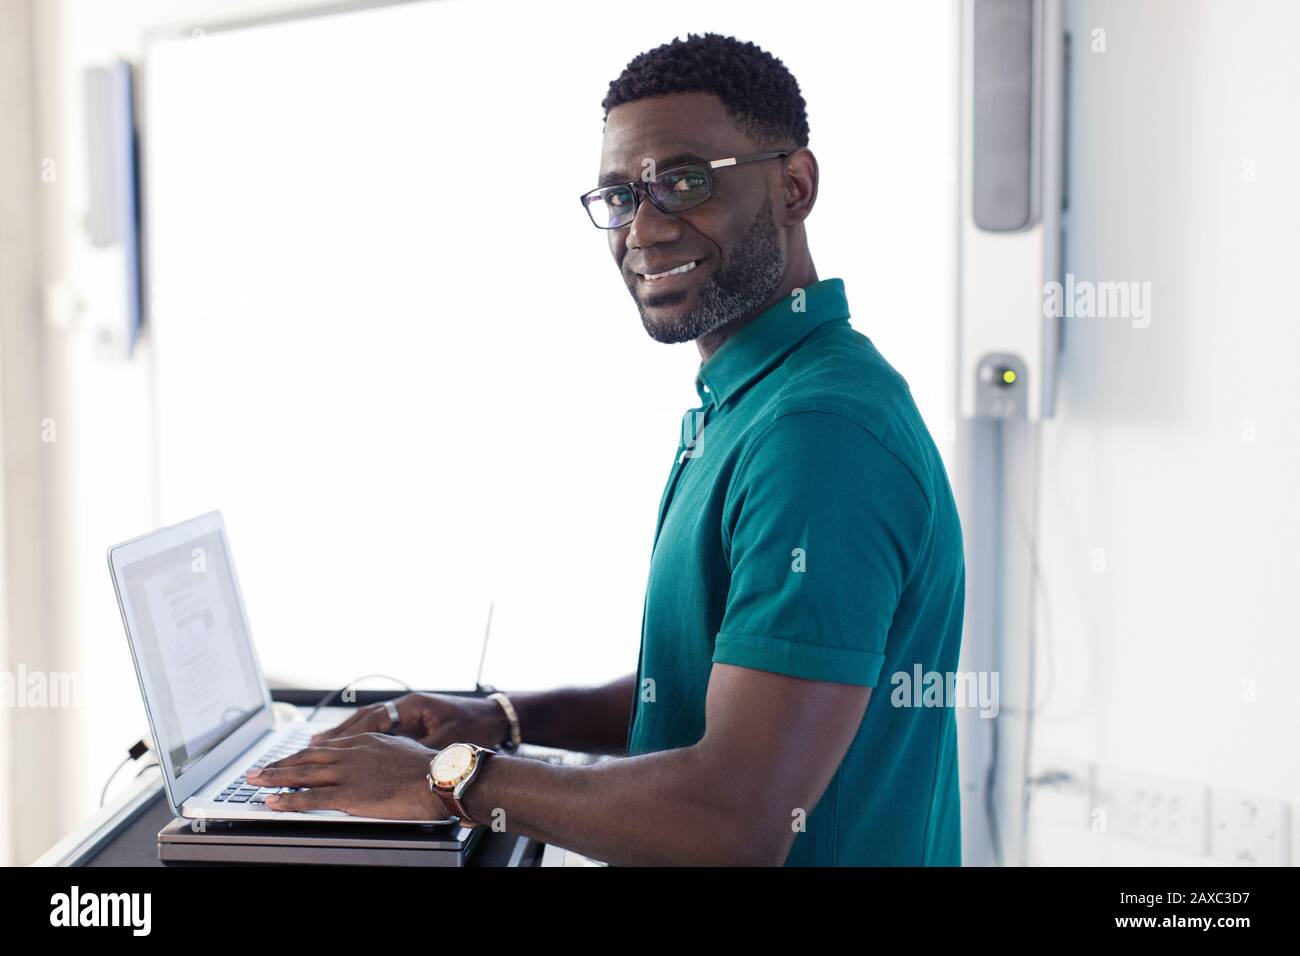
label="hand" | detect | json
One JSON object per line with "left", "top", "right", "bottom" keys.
{"left": 310, "top": 692, "right": 509, "bottom": 748}
{"left": 246, "top": 733, "right": 445, "bottom": 820}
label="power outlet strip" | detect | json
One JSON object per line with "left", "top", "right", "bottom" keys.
{"left": 1092, "top": 768, "right": 1209, "bottom": 856}
{"left": 1210, "top": 789, "right": 1289, "bottom": 866}
{"left": 1033, "top": 758, "right": 1298, "bottom": 865}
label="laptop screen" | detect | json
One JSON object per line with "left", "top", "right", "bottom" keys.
{"left": 119, "top": 528, "right": 265, "bottom": 778}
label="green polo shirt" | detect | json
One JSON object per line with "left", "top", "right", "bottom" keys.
{"left": 627, "top": 278, "right": 965, "bottom": 866}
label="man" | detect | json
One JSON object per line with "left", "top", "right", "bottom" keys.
{"left": 249, "top": 33, "right": 965, "bottom": 866}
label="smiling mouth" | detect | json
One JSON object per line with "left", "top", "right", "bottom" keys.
{"left": 638, "top": 259, "right": 700, "bottom": 282}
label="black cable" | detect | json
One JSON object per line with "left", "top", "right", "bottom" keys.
{"left": 99, "top": 738, "right": 151, "bottom": 807}
{"left": 305, "top": 673, "right": 412, "bottom": 722}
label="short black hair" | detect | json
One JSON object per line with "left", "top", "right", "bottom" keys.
{"left": 601, "top": 33, "right": 810, "bottom": 149}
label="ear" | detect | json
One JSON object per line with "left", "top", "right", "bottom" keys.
{"left": 781, "top": 148, "right": 819, "bottom": 225}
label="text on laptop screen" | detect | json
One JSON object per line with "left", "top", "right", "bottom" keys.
{"left": 121, "top": 529, "right": 264, "bottom": 777}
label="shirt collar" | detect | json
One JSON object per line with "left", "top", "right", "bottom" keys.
{"left": 695, "top": 278, "right": 850, "bottom": 407}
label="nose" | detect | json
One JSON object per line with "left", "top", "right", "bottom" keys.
{"left": 627, "top": 191, "right": 684, "bottom": 251}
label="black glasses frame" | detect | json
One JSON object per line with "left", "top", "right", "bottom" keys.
{"left": 579, "top": 150, "right": 790, "bottom": 229}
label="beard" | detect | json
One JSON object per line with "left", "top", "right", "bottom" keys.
{"left": 630, "top": 196, "right": 785, "bottom": 345}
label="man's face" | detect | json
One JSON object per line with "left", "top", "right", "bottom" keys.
{"left": 597, "top": 93, "right": 787, "bottom": 344}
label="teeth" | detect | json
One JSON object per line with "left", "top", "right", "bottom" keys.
{"left": 643, "top": 260, "right": 697, "bottom": 281}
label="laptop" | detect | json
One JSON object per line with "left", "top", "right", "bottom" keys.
{"left": 108, "top": 510, "right": 454, "bottom": 825}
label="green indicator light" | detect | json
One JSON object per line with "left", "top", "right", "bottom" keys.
{"left": 1001, "top": 369, "right": 1017, "bottom": 385}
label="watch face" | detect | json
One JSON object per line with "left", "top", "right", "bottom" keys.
{"left": 431, "top": 744, "right": 475, "bottom": 788}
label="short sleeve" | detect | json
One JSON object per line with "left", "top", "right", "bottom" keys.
{"left": 714, "top": 410, "right": 932, "bottom": 686}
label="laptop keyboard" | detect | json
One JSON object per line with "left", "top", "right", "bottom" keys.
{"left": 212, "top": 726, "right": 313, "bottom": 805}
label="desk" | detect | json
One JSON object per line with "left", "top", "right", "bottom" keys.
{"left": 35, "top": 690, "right": 554, "bottom": 868}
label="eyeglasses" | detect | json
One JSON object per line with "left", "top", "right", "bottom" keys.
{"left": 579, "top": 151, "right": 790, "bottom": 229}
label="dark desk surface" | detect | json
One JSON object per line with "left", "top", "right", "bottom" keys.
{"left": 44, "top": 689, "right": 547, "bottom": 867}
{"left": 79, "top": 789, "right": 537, "bottom": 867}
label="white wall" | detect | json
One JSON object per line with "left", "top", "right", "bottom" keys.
{"left": 24, "top": 0, "right": 327, "bottom": 868}
{"left": 1022, "top": 0, "right": 1300, "bottom": 865}
{"left": 21, "top": 0, "right": 1300, "bottom": 870}
{"left": 139, "top": 0, "right": 958, "bottom": 694}
{"left": 0, "top": 0, "right": 42, "bottom": 869}
{"left": 23, "top": 0, "right": 957, "bottom": 863}
{"left": 26, "top": 0, "right": 1300, "bottom": 871}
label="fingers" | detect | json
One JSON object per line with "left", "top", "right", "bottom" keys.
{"left": 260, "top": 747, "right": 335, "bottom": 771}
{"left": 247, "top": 762, "right": 340, "bottom": 788}
{"left": 309, "top": 714, "right": 358, "bottom": 744}
{"left": 264, "top": 787, "right": 339, "bottom": 812}
{"left": 267, "top": 735, "right": 377, "bottom": 772}
{"left": 311, "top": 703, "right": 389, "bottom": 743}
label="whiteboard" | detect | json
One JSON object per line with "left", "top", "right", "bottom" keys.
{"left": 141, "top": 0, "right": 957, "bottom": 692}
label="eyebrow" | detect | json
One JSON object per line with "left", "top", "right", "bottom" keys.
{"left": 597, "top": 152, "right": 709, "bottom": 188}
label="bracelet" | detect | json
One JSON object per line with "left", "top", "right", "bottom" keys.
{"left": 487, "top": 691, "right": 522, "bottom": 750}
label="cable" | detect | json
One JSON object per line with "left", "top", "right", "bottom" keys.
{"left": 985, "top": 712, "right": 1003, "bottom": 866}
{"left": 1018, "top": 422, "right": 1046, "bottom": 865}
{"left": 305, "top": 673, "right": 412, "bottom": 722}
{"left": 99, "top": 738, "right": 151, "bottom": 807}
{"left": 1000, "top": 421, "right": 1056, "bottom": 719}
{"left": 99, "top": 756, "right": 132, "bottom": 807}
{"left": 474, "top": 601, "right": 495, "bottom": 692}
{"left": 983, "top": 420, "right": 1007, "bottom": 866}
{"left": 304, "top": 606, "right": 495, "bottom": 722}
{"left": 983, "top": 418, "right": 1049, "bottom": 865}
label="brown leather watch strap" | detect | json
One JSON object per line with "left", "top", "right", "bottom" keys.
{"left": 439, "top": 790, "right": 479, "bottom": 827}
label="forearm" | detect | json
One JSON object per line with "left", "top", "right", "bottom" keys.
{"left": 461, "top": 744, "right": 791, "bottom": 866}
{"left": 504, "top": 674, "right": 635, "bottom": 754}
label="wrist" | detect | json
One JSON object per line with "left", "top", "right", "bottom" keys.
{"left": 427, "top": 742, "right": 499, "bottom": 827}
{"left": 472, "top": 699, "right": 509, "bottom": 749}
{"left": 487, "top": 691, "right": 522, "bottom": 749}
{"left": 459, "top": 750, "right": 503, "bottom": 826}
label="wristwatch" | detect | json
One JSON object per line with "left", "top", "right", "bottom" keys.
{"left": 427, "top": 742, "right": 496, "bottom": 826}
